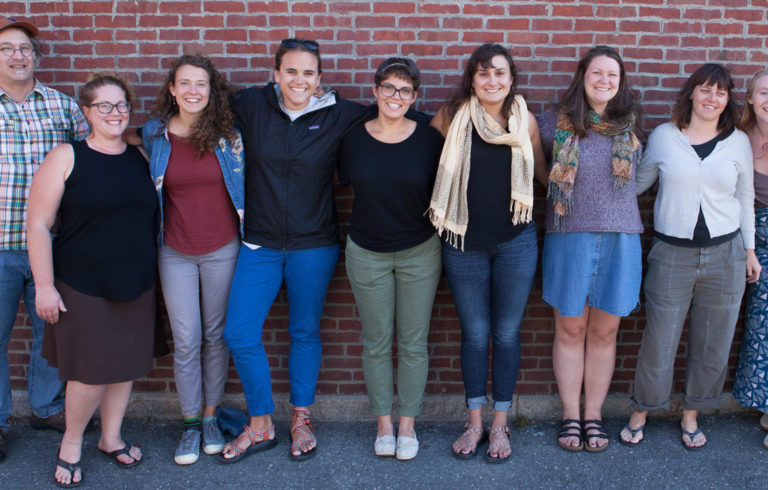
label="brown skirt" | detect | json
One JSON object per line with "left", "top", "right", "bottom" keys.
{"left": 42, "top": 279, "right": 156, "bottom": 385}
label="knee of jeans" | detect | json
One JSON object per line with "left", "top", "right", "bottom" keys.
{"left": 491, "top": 324, "right": 521, "bottom": 348}
{"left": 461, "top": 330, "right": 490, "bottom": 350}
{"left": 396, "top": 342, "right": 427, "bottom": 360}
{"left": 223, "top": 327, "right": 262, "bottom": 352}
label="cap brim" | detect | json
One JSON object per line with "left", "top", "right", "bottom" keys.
{"left": 1, "top": 20, "right": 39, "bottom": 37}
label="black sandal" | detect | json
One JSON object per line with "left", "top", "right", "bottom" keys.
{"left": 557, "top": 419, "right": 583, "bottom": 452}
{"left": 583, "top": 419, "right": 609, "bottom": 453}
{"left": 54, "top": 457, "right": 83, "bottom": 488}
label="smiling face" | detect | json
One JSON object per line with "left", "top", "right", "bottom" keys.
{"left": 748, "top": 74, "right": 768, "bottom": 127}
{"left": 0, "top": 27, "right": 35, "bottom": 90}
{"left": 169, "top": 64, "right": 210, "bottom": 118}
{"left": 583, "top": 55, "right": 621, "bottom": 115}
{"left": 83, "top": 84, "right": 130, "bottom": 139}
{"left": 373, "top": 75, "right": 416, "bottom": 121}
{"left": 471, "top": 54, "right": 512, "bottom": 110}
{"left": 273, "top": 50, "right": 321, "bottom": 111}
{"left": 690, "top": 82, "right": 728, "bottom": 125}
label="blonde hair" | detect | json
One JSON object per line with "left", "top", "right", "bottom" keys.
{"left": 740, "top": 68, "right": 768, "bottom": 131}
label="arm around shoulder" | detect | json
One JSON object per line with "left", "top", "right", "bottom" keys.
{"left": 430, "top": 106, "right": 450, "bottom": 137}
{"left": 635, "top": 125, "right": 666, "bottom": 195}
{"left": 528, "top": 111, "right": 548, "bottom": 187}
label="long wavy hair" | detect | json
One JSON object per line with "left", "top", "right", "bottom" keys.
{"left": 152, "top": 54, "right": 236, "bottom": 156}
{"left": 671, "top": 63, "right": 739, "bottom": 134}
{"left": 445, "top": 43, "right": 519, "bottom": 122}
{"left": 557, "top": 45, "right": 640, "bottom": 138}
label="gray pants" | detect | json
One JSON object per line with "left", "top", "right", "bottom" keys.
{"left": 631, "top": 236, "right": 747, "bottom": 411}
{"left": 345, "top": 234, "right": 442, "bottom": 417}
{"left": 158, "top": 239, "right": 239, "bottom": 417}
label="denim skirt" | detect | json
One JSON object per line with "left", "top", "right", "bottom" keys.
{"left": 542, "top": 232, "right": 641, "bottom": 317}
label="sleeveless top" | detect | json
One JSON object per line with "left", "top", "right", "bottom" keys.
{"left": 461, "top": 127, "right": 531, "bottom": 251}
{"left": 53, "top": 140, "right": 158, "bottom": 300}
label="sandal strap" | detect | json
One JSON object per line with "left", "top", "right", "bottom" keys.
{"left": 487, "top": 426, "right": 511, "bottom": 451}
{"left": 558, "top": 419, "right": 582, "bottom": 438}
{"left": 226, "top": 424, "right": 274, "bottom": 456}
{"left": 462, "top": 422, "right": 483, "bottom": 435}
{"left": 582, "top": 419, "right": 608, "bottom": 440}
{"left": 57, "top": 458, "right": 82, "bottom": 474}
{"left": 290, "top": 410, "right": 316, "bottom": 449}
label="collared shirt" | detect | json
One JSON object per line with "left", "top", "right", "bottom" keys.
{"left": 0, "top": 79, "right": 89, "bottom": 250}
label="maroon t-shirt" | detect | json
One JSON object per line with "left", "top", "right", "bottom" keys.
{"left": 163, "top": 133, "right": 238, "bottom": 255}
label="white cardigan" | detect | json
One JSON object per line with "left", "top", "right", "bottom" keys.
{"left": 636, "top": 122, "right": 755, "bottom": 249}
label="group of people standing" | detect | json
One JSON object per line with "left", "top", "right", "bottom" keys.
{"left": 1, "top": 15, "right": 768, "bottom": 488}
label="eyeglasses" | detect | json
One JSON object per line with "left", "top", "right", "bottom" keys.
{"left": 280, "top": 38, "right": 319, "bottom": 51}
{"left": 378, "top": 83, "right": 415, "bottom": 101}
{"left": 88, "top": 101, "right": 131, "bottom": 114}
{"left": 0, "top": 45, "right": 33, "bottom": 57}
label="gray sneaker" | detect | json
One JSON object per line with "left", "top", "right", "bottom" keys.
{"left": 174, "top": 429, "right": 200, "bottom": 465}
{"left": 202, "top": 418, "right": 225, "bottom": 455}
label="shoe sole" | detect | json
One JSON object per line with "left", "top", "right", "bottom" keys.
{"left": 396, "top": 453, "right": 417, "bottom": 461}
{"left": 174, "top": 453, "right": 199, "bottom": 465}
{"left": 218, "top": 437, "right": 278, "bottom": 464}
{"left": 203, "top": 443, "right": 225, "bottom": 455}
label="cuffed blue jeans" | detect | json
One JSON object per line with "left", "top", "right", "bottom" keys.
{"left": 0, "top": 251, "right": 65, "bottom": 428}
{"left": 442, "top": 226, "right": 538, "bottom": 412}
{"left": 224, "top": 243, "right": 339, "bottom": 417}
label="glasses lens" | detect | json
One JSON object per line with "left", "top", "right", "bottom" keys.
{"left": 399, "top": 88, "right": 414, "bottom": 100}
{"left": 116, "top": 101, "right": 130, "bottom": 113}
{"left": 0, "top": 47, "right": 11, "bottom": 56}
{"left": 380, "top": 84, "right": 396, "bottom": 97}
{"left": 20, "top": 46, "right": 32, "bottom": 57}
{"left": 97, "top": 103, "right": 112, "bottom": 114}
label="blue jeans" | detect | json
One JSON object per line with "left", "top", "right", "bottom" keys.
{"left": 0, "top": 251, "right": 65, "bottom": 428}
{"left": 442, "top": 226, "right": 538, "bottom": 411}
{"left": 224, "top": 244, "right": 339, "bottom": 416}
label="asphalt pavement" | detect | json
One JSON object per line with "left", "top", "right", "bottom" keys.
{"left": 1, "top": 413, "right": 767, "bottom": 489}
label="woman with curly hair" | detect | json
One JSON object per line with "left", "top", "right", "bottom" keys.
{"left": 142, "top": 54, "right": 245, "bottom": 465}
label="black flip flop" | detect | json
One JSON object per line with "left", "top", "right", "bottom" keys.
{"left": 619, "top": 423, "right": 646, "bottom": 447}
{"left": 681, "top": 425, "right": 707, "bottom": 451}
{"left": 54, "top": 457, "right": 84, "bottom": 488}
{"left": 99, "top": 443, "right": 143, "bottom": 468}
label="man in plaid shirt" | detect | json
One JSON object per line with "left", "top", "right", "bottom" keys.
{"left": 0, "top": 17, "right": 89, "bottom": 462}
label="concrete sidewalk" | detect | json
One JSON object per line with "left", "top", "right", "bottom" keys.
{"left": 1, "top": 412, "right": 766, "bottom": 489}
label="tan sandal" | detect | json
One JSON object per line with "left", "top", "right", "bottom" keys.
{"left": 290, "top": 408, "right": 317, "bottom": 461}
{"left": 452, "top": 422, "right": 488, "bottom": 460}
{"left": 484, "top": 426, "right": 511, "bottom": 464}
{"left": 218, "top": 424, "right": 277, "bottom": 464}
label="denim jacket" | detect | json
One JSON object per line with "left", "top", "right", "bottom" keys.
{"left": 142, "top": 117, "right": 245, "bottom": 247}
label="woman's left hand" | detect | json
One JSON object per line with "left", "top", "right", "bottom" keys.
{"left": 746, "top": 249, "right": 762, "bottom": 283}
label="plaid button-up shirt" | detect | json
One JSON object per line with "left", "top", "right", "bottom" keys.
{"left": 0, "top": 80, "right": 89, "bottom": 250}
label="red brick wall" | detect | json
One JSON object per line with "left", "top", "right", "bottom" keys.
{"left": 6, "top": 0, "right": 767, "bottom": 398}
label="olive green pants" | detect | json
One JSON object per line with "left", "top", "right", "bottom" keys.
{"left": 345, "top": 235, "right": 442, "bottom": 416}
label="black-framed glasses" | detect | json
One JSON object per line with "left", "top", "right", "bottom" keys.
{"left": 280, "top": 38, "right": 319, "bottom": 51}
{"left": 378, "top": 83, "right": 415, "bottom": 101}
{"left": 88, "top": 101, "right": 131, "bottom": 114}
{"left": 0, "top": 45, "right": 33, "bottom": 57}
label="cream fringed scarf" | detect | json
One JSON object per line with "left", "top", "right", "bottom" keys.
{"left": 428, "top": 94, "right": 534, "bottom": 250}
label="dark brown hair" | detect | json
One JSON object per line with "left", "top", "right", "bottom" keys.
{"left": 374, "top": 57, "right": 420, "bottom": 92}
{"left": 275, "top": 38, "right": 321, "bottom": 73}
{"left": 446, "top": 43, "right": 519, "bottom": 121}
{"left": 671, "top": 63, "right": 739, "bottom": 134}
{"left": 78, "top": 72, "right": 135, "bottom": 116}
{"left": 152, "top": 54, "right": 236, "bottom": 156}
{"left": 557, "top": 45, "right": 640, "bottom": 138}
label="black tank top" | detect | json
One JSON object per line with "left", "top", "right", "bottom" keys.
{"left": 462, "top": 127, "right": 531, "bottom": 251}
{"left": 53, "top": 140, "right": 157, "bottom": 300}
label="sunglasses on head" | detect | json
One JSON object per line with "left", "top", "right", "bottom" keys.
{"left": 280, "top": 38, "right": 319, "bottom": 51}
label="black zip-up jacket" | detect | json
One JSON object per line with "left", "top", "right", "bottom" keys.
{"left": 232, "top": 83, "right": 369, "bottom": 250}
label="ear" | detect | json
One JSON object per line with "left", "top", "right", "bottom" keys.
{"left": 168, "top": 82, "right": 176, "bottom": 97}
{"left": 273, "top": 69, "right": 280, "bottom": 84}
{"left": 371, "top": 84, "right": 377, "bottom": 98}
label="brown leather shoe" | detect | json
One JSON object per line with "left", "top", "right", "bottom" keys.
{"left": 0, "top": 427, "right": 7, "bottom": 462}
{"left": 30, "top": 411, "right": 66, "bottom": 433}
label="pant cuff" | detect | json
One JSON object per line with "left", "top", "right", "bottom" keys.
{"left": 492, "top": 400, "right": 512, "bottom": 412}
{"left": 466, "top": 395, "right": 488, "bottom": 410}
{"left": 629, "top": 396, "right": 670, "bottom": 413}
